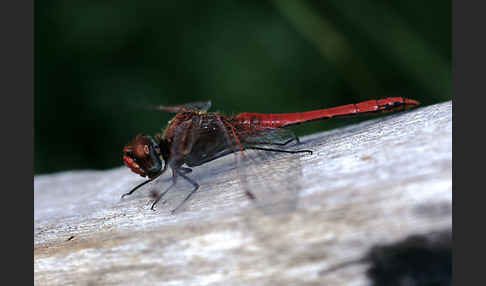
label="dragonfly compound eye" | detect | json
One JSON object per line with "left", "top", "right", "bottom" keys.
{"left": 123, "top": 154, "right": 147, "bottom": 177}
{"left": 123, "top": 135, "right": 163, "bottom": 179}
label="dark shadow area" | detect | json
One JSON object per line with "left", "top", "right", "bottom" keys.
{"left": 319, "top": 230, "right": 451, "bottom": 285}
{"left": 366, "top": 230, "right": 451, "bottom": 286}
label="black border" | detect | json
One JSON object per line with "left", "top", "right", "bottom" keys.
{"left": 452, "top": 0, "right": 485, "bottom": 285}
{"left": 1, "top": 0, "right": 34, "bottom": 284}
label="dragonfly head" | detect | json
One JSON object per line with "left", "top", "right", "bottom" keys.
{"left": 123, "top": 135, "right": 167, "bottom": 179}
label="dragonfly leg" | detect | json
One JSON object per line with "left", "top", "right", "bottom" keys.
{"left": 150, "top": 168, "right": 180, "bottom": 210}
{"left": 285, "top": 130, "right": 300, "bottom": 145}
{"left": 249, "top": 130, "right": 301, "bottom": 146}
{"left": 178, "top": 167, "right": 193, "bottom": 174}
{"left": 170, "top": 170, "right": 200, "bottom": 214}
{"left": 262, "top": 136, "right": 299, "bottom": 146}
{"left": 121, "top": 178, "right": 153, "bottom": 199}
{"left": 246, "top": 146, "right": 313, "bottom": 155}
{"left": 151, "top": 179, "right": 177, "bottom": 211}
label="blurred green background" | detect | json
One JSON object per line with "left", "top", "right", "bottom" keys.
{"left": 35, "top": 0, "right": 451, "bottom": 175}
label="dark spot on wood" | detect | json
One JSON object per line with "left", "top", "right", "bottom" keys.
{"left": 319, "top": 230, "right": 452, "bottom": 286}
{"left": 360, "top": 155, "right": 373, "bottom": 161}
{"left": 149, "top": 190, "right": 159, "bottom": 199}
{"left": 245, "top": 190, "right": 256, "bottom": 200}
{"left": 365, "top": 230, "right": 451, "bottom": 286}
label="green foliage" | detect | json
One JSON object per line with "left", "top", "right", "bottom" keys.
{"left": 35, "top": 0, "right": 451, "bottom": 174}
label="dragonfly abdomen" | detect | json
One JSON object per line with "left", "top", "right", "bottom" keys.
{"left": 233, "top": 97, "right": 419, "bottom": 128}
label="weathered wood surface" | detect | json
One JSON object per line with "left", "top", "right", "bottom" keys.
{"left": 34, "top": 101, "right": 452, "bottom": 286}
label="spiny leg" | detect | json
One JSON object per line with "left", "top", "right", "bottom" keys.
{"left": 250, "top": 137, "right": 298, "bottom": 147}
{"left": 121, "top": 178, "right": 153, "bottom": 199}
{"left": 246, "top": 146, "right": 313, "bottom": 155}
{"left": 154, "top": 118, "right": 197, "bottom": 211}
{"left": 151, "top": 176, "right": 177, "bottom": 211}
{"left": 277, "top": 130, "right": 301, "bottom": 145}
{"left": 295, "top": 135, "right": 301, "bottom": 144}
{"left": 178, "top": 167, "right": 193, "bottom": 174}
{"left": 170, "top": 169, "right": 200, "bottom": 214}
{"left": 249, "top": 130, "right": 301, "bottom": 147}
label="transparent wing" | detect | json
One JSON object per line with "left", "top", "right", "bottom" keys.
{"left": 239, "top": 146, "right": 308, "bottom": 215}
{"left": 147, "top": 100, "right": 212, "bottom": 113}
{"left": 229, "top": 127, "right": 310, "bottom": 215}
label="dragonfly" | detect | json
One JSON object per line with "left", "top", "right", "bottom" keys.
{"left": 122, "top": 97, "right": 419, "bottom": 213}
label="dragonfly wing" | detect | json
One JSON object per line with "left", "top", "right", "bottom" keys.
{"left": 238, "top": 144, "right": 308, "bottom": 215}
{"left": 230, "top": 128, "right": 308, "bottom": 215}
{"left": 148, "top": 100, "right": 212, "bottom": 113}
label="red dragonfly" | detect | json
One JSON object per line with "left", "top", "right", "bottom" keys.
{"left": 122, "top": 97, "right": 419, "bottom": 213}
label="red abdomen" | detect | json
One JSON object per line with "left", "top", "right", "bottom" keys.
{"left": 233, "top": 97, "right": 419, "bottom": 129}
